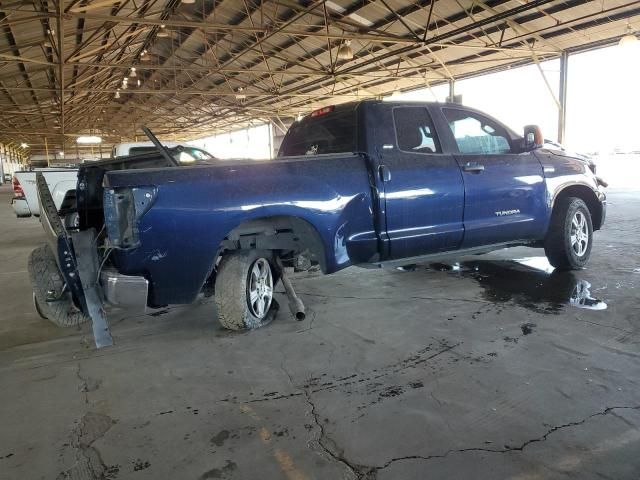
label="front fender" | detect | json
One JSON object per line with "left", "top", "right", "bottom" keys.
{"left": 535, "top": 149, "right": 604, "bottom": 231}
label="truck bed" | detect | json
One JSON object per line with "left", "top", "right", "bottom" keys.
{"left": 102, "top": 153, "right": 378, "bottom": 305}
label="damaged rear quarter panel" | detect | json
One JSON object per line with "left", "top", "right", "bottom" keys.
{"left": 104, "top": 155, "right": 377, "bottom": 305}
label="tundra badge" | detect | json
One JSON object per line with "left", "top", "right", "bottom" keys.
{"left": 495, "top": 209, "right": 520, "bottom": 217}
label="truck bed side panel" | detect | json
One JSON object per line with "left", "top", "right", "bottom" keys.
{"left": 104, "top": 154, "right": 377, "bottom": 305}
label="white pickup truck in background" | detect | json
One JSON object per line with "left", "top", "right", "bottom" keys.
{"left": 11, "top": 168, "right": 78, "bottom": 218}
{"left": 10, "top": 141, "right": 186, "bottom": 220}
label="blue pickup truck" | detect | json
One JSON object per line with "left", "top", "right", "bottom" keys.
{"left": 29, "top": 100, "right": 606, "bottom": 346}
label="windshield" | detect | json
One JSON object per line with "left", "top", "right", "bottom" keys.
{"left": 278, "top": 105, "right": 358, "bottom": 157}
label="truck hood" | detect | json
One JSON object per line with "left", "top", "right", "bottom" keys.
{"left": 539, "top": 140, "right": 596, "bottom": 169}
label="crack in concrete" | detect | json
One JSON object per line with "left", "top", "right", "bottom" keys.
{"left": 273, "top": 361, "right": 640, "bottom": 480}
{"left": 57, "top": 412, "right": 117, "bottom": 480}
{"left": 302, "top": 386, "right": 364, "bottom": 479}
{"left": 365, "top": 405, "right": 640, "bottom": 477}
{"left": 57, "top": 364, "right": 115, "bottom": 480}
{"left": 278, "top": 362, "right": 363, "bottom": 479}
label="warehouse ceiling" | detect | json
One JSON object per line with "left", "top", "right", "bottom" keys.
{"left": 0, "top": 0, "right": 638, "bottom": 155}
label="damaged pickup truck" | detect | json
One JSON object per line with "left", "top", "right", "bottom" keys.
{"left": 29, "top": 101, "right": 606, "bottom": 347}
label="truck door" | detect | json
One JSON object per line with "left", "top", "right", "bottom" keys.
{"left": 379, "top": 105, "right": 465, "bottom": 259}
{"left": 440, "top": 107, "right": 546, "bottom": 248}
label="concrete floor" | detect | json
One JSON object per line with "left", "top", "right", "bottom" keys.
{"left": 0, "top": 184, "right": 638, "bottom": 480}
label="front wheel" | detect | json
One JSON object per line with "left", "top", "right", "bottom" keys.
{"left": 214, "top": 250, "right": 278, "bottom": 330}
{"left": 544, "top": 197, "right": 593, "bottom": 270}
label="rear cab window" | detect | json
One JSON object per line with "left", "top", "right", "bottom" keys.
{"left": 278, "top": 104, "right": 358, "bottom": 157}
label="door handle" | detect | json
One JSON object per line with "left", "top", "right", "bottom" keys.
{"left": 463, "top": 162, "right": 485, "bottom": 173}
{"left": 378, "top": 165, "right": 391, "bottom": 182}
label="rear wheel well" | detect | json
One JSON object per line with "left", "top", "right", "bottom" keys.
{"left": 553, "top": 185, "right": 603, "bottom": 231}
{"left": 217, "top": 216, "right": 326, "bottom": 272}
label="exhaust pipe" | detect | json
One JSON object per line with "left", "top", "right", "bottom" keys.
{"left": 277, "top": 259, "right": 306, "bottom": 321}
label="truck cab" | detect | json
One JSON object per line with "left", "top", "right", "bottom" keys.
{"left": 280, "top": 100, "right": 605, "bottom": 263}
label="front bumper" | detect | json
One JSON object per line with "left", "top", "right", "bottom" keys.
{"left": 11, "top": 196, "right": 31, "bottom": 217}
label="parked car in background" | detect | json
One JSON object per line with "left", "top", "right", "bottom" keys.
{"left": 28, "top": 101, "right": 606, "bottom": 348}
{"left": 111, "top": 141, "right": 183, "bottom": 158}
{"left": 3, "top": 173, "right": 11, "bottom": 183}
{"left": 10, "top": 142, "right": 213, "bottom": 222}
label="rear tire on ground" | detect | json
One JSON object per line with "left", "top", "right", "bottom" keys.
{"left": 544, "top": 197, "right": 593, "bottom": 270}
{"left": 33, "top": 292, "right": 48, "bottom": 319}
{"left": 28, "top": 244, "right": 90, "bottom": 327}
{"left": 214, "top": 250, "right": 278, "bottom": 330}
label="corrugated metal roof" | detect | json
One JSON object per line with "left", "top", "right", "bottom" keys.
{"left": 0, "top": 0, "right": 638, "bottom": 154}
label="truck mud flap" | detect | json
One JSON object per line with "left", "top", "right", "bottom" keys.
{"left": 36, "top": 172, "right": 113, "bottom": 348}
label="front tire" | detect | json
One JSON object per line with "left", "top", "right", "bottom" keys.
{"left": 214, "top": 250, "right": 278, "bottom": 330}
{"left": 544, "top": 197, "right": 593, "bottom": 270}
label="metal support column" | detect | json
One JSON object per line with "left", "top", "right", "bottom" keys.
{"left": 0, "top": 145, "right": 4, "bottom": 184}
{"left": 448, "top": 78, "right": 455, "bottom": 102}
{"left": 557, "top": 51, "right": 569, "bottom": 144}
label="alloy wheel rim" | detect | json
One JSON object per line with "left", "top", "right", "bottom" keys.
{"left": 247, "top": 258, "right": 273, "bottom": 319}
{"left": 570, "top": 211, "right": 589, "bottom": 257}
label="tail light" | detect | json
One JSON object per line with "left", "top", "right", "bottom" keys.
{"left": 12, "top": 176, "right": 24, "bottom": 197}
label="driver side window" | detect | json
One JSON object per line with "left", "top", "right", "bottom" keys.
{"left": 443, "top": 108, "right": 511, "bottom": 155}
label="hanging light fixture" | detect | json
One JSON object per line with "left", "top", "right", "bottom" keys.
{"left": 130, "top": 67, "right": 137, "bottom": 78}
{"left": 337, "top": 40, "right": 354, "bottom": 60}
{"left": 181, "top": 0, "right": 196, "bottom": 3}
{"left": 44, "top": 28, "right": 53, "bottom": 47}
{"left": 115, "top": 89, "right": 121, "bottom": 99}
{"left": 619, "top": 24, "right": 638, "bottom": 47}
{"left": 137, "top": 79, "right": 141, "bottom": 87}
{"left": 157, "top": 24, "right": 169, "bottom": 38}
{"left": 76, "top": 136, "right": 102, "bottom": 145}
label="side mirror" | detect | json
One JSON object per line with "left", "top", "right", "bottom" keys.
{"left": 523, "top": 125, "right": 544, "bottom": 150}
